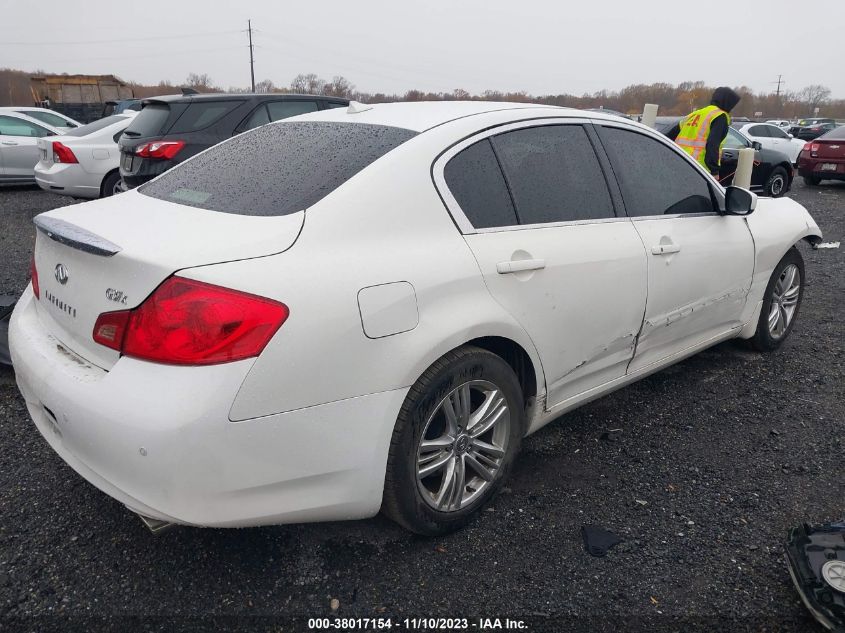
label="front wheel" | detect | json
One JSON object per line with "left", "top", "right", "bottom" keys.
{"left": 750, "top": 247, "right": 805, "bottom": 352}
{"left": 382, "top": 346, "right": 524, "bottom": 535}
{"left": 764, "top": 166, "right": 788, "bottom": 197}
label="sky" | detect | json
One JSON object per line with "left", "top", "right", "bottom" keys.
{"left": 3, "top": 0, "right": 844, "bottom": 98}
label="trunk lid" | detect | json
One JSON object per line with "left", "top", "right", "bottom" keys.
{"left": 813, "top": 139, "right": 845, "bottom": 160}
{"left": 32, "top": 189, "right": 304, "bottom": 369}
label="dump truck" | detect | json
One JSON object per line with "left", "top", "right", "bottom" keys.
{"left": 30, "top": 74, "right": 134, "bottom": 123}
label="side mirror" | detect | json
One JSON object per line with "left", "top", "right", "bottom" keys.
{"left": 788, "top": 133, "right": 794, "bottom": 138}
{"left": 752, "top": 141, "right": 763, "bottom": 151}
{"left": 724, "top": 186, "right": 757, "bottom": 216}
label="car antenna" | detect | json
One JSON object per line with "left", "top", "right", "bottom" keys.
{"left": 181, "top": 87, "right": 200, "bottom": 96}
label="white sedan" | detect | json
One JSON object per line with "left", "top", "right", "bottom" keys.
{"left": 34, "top": 113, "right": 136, "bottom": 199}
{"left": 0, "top": 107, "right": 81, "bottom": 131}
{"left": 10, "top": 102, "right": 821, "bottom": 535}
{"left": 0, "top": 111, "right": 63, "bottom": 185}
{"left": 735, "top": 122, "right": 806, "bottom": 164}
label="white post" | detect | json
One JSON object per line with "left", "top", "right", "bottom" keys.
{"left": 734, "top": 147, "right": 755, "bottom": 189}
{"left": 642, "top": 103, "right": 659, "bottom": 128}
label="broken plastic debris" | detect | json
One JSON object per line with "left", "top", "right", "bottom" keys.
{"left": 814, "top": 242, "right": 840, "bottom": 250}
{"left": 785, "top": 520, "right": 845, "bottom": 632}
{"left": 582, "top": 525, "right": 622, "bottom": 557}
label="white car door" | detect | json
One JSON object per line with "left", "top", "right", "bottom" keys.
{"left": 593, "top": 123, "right": 755, "bottom": 372}
{"left": 435, "top": 120, "right": 648, "bottom": 408}
{"left": 744, "top": 124, "right": 782, "bottom": 153}
{"left": 0, "top": 115, "right": 51, "bottom": 179}
{"left": 765, "top": 124, "right": 805, "bottom": 163}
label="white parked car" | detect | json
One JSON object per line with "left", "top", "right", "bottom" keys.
{"left": 735, "top": 122, "right": 806, "bottom": 164}
{"left": 0, "top": 111, "right": 63, "bottom": 185}
{"left": 34, "top": 113, "right": 136, "bottom": 199}
{"left": 0, "top": 107, "right": 81, "bottom": 131}
{"left": 10, "top": 102, "right": 822, "bottom": 535}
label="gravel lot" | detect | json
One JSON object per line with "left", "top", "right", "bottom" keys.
{"left": 0, "top": 181, "right": 842, "bottom": 633}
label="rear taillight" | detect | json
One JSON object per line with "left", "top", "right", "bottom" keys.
{"left": 52, "top": 141, "right": 78, "bottom": 164}
{"left": 808, "top": 143, "right": 820, "bottom": 157}
{"left": 93, "top": 277, "right": 289, "bottom": 365}
{"left": 135, "top": 140, "right": 185, "bottom": 160}
{"left": 30, "top": 256, "right": 40, "bottom": 299}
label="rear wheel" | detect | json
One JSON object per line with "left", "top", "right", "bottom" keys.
{"left": 751, "top": 247, "right": 804, "bottom": 352}
{"left": 382, "top": 346, "right": 524, "bottom": 535}
{"left": 100, "top": 171, "right": 122, "bottom": 198}
{"left": 803, "top": 175, "right": 821, "bottom": 186}
{"left": 764, "top": 166, "right": 788, "bottom": 197}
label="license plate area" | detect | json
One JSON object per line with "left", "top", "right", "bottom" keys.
{"left": 820, "top": 163, "right": 838, "bottom": 171}
{"left": 121, "top": 153, "right": 133, "bottom": 171}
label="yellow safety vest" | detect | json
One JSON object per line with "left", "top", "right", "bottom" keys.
{"left": 675, "top": 105, "right": 731, "bottom": 170}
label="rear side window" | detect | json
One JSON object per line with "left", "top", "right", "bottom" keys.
{"left": 492, "top": 125, "right": 615, "bottom": 224}
{"left": 748, "top": 125, "right": 771, "bottom": 137}
{"left": 597, "top": 126, "right": 714, "bottom": 216}
{"left": 64, "top": 115, "right": 126, "bottom": 137}
{"left": 169, "top": 101, "right": 242, "bottom": 133}
{"left": 19, "top": 110, "right": 70, "bottom": 128}
{"left": 266, "top": 101, "right": 318, "bottom": 121}
{"left": 140, "top": 122, "right": 417, "bottom": 216}
{"left": 444, "top": 139, "right": 518, "bottom": 229}
{"left": 125, "top": 104, "right": 171, "bottom": 137}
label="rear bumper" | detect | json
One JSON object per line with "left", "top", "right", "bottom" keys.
{"left": 34, "top": 162, "right": 100, "bottom": 198}
{"left": 10, "top": 288, "right": 406, "bottom": 527}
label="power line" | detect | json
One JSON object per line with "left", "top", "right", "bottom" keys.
{"left": 0, "top": 30, "right": 241, "bottom": 46}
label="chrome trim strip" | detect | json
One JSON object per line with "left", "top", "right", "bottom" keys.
{"left": 33, "top": 215, "right": 121, "bottom": 257}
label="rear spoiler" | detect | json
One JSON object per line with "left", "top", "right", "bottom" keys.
{"left": 34, "top": 215, "right": 121, "bottom": 257}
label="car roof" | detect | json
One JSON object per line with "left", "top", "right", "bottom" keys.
{"left": 287, "top": 100, "right": 578, "bottom": 133}
{"left": 142, "top": 93, "right": 349, "bottom": 105}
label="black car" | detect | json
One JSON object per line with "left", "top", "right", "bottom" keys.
{"left": 118, "top": 93, "right": 349, "bottom": 188}
{"left": 789, "top": 119, "right": 838, "bottom": 141}
{"left": 655, "top": 117, "right": 794, "bottom": 197}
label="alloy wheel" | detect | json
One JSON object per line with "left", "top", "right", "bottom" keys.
{"left": 416, "top": 380, "right": 510, "bottom": 512}
{"left": 768, "top": 263, "right": 800, "bottom": 339}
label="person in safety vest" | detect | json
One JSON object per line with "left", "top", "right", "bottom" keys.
{"left": 668, "top": 87, "right": 741, "bottom": 178}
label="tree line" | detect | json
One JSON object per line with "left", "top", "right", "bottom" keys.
{"left": 1, "top": 67, "right": 842, "bottom": 119}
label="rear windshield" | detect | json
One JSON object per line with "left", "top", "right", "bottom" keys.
{"left": 63, "top": 115, "right": 127, "bottom": 137}
{"left": 820, "top": 126, "right": 845, "bottom": 140}
{"left": 139, "top": 121, "right": 417, "bottom": 216}
{"left": 125, "top": 104, "right": 171, "bottom": 137}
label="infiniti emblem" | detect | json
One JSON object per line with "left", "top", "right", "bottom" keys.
{"left": 54, "top": 263, "right": 69, "bottom": 285}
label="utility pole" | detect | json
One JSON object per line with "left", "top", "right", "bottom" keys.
{"left": 248, "top": 19, "right": 255, "bottom": 92}
{"left": 775, "top": 74, "right": 783, "bottom": 98}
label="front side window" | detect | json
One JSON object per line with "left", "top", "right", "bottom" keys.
{"left": 491, "top": 125, "right": 615, "bottom": 224}
{"left": 768, "top": 125, "right": 790, "bottom": 139}
{"left": 597, "top": 126, "right": 714, "bottom": 216}
{"left": 0, "top": 115, "right": 51, "bottom": 137}
{"left": 723, "top": 128, "right": 749, "bottom": 149}
{"left": 444, "top": 139, "right": 518, "bottom": 229}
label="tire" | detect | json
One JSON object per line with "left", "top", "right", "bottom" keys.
{"left": 750, "top": 247, "right": 804, "bottom": 352}
{"left": 764, "top": 166, "right": 788, "bottom": 197}
{"left": 100, "top": 171, "right": 123, "bottom": 198}
{"left": 802, "top": 175, "right": 821, "bottom": 186}
{"left": 382, "top": 346, "right": 525, "bottom": 535}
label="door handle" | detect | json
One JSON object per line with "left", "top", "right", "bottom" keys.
{"left": 496, "top": 259, "right": 546, "bottom": 274}
{"left": 1, "top": 141, "right": 18, "bottom": 146}
{"left": 651, "top": 244, "right": 681, "bottom": 255}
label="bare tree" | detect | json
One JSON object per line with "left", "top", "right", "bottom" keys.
{"left": 254, "top": 78, "right": 276, "bottom": 94}
{"left": 290, "top": 73, "right": 326, "bottom": 95}
{"left": 185, "top": 73, "right": 216, "bottom": 92}
{"left": 798, "top": 84, "right": 831, "bottom": 113}
{"left": 324, "top": 75, "right": 355, "bottom": 98}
